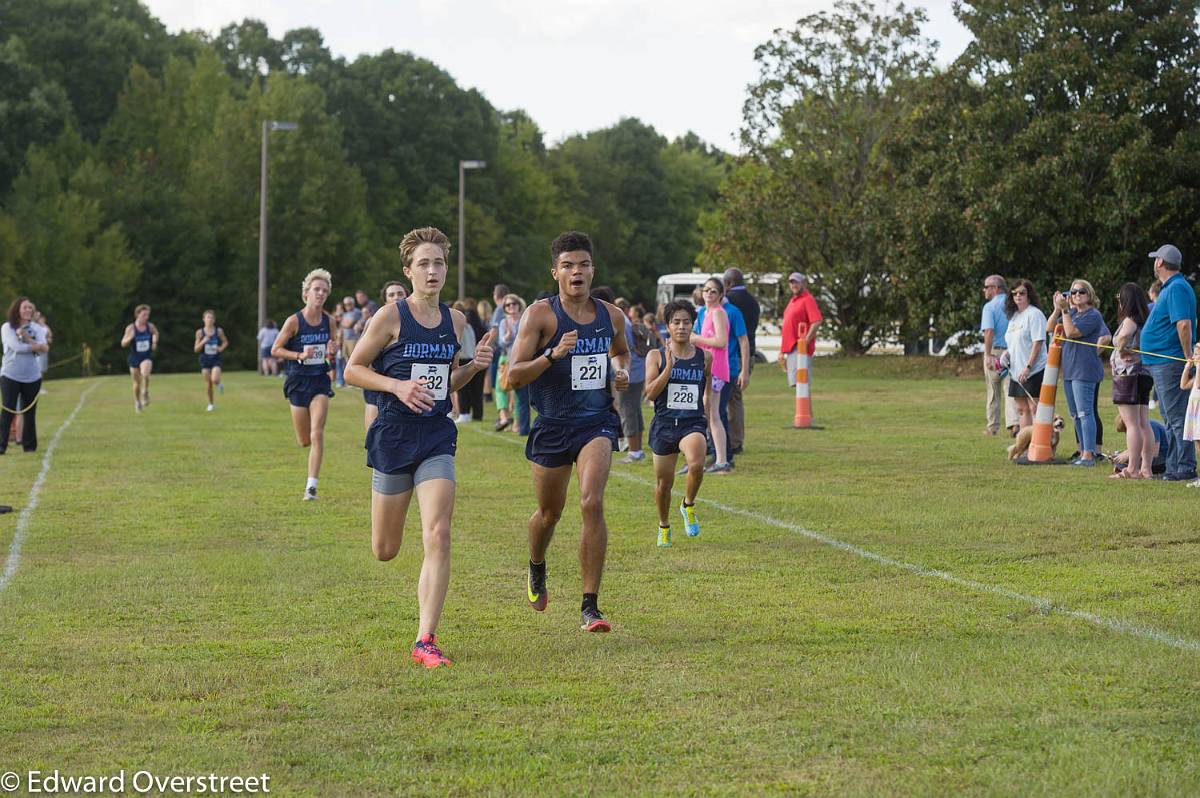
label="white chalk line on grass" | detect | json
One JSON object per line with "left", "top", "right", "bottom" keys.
{"left": 0, "top": 382, "right": 99, "bottom": 596}
{"left": 470, "top": 427, "right": 1200, "bottom": 654}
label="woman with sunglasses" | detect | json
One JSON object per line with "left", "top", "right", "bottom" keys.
{"left": 1004, "top": 280, "right": 1047, "bottom": 430}
{"left": 691, "top": 278, "right": 731, "bottom": 473}
{"left": 493, "top": 293, "right": 527, "bottom": 432}
{"left": 1047, "top": 279, "right": 1110, "bottom": 466}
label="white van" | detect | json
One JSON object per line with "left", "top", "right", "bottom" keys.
{"left": 654, "top": 272, "right": 838, "bottom": 360}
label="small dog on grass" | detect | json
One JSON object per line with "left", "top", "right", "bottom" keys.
{"left": 1008, "top": 415, "right": 1065, "bottom": 461}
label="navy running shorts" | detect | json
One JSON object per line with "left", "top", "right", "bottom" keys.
{"left": 524, "top": 412, "right": 620, "bottom": 468}
{"left": 366, "top": 413, "right": 458, "bottom": 475}
{"left": 648, "top": 416, "right": 708, "bottom": 457}
{"left": 284, "top": 373, "right": 334, "bottom": 408}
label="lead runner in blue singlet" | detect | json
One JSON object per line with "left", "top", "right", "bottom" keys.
{"left": 121, "top": 304, "right": 158, "bottom": 413}
{"left": 506, "top": 231, "right": 631, "bottom": 633}
{"left": 346, "top": 227, "right": 495, "bottom": 669}
{"left": 644, "top": 300, "right": 712, "bottom": 548}
{"left": 271, "top": 268, "right": 336, "bottom": 501}
{"left": 193, "top": 309, "right": 229, "bottom": 412}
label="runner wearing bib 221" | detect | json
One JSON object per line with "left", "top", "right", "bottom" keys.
{"left": 506, "top": 231, "right": 631, "bottom": 633}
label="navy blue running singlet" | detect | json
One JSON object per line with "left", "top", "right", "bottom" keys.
{"left": 284, "top": 311, "right": 332, "bottom": 376}
{"left": 530, "top": 296, "right": 614, "bottom": 424}
{"left": 372, "top": 300, "right": 460, "bottom": 419}
{"left": 653, "top": 346, "right": 706, "bottom": 420}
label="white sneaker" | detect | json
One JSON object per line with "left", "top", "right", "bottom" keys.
{"left": 619, "top": 451, "right": 645, "bottom": 464}
{"left": 134, "top": 399, "right": 142, "bottom": 413}
{"left": 1187, "top": 478, "right": 1200, "bottom": 488}
{"left": 217, "top": 383, "right": 224, "bottom": 394}
{"left": 303, "top": 486, "right": 318, "bottom": 501}
{"left": 206, "top": 403, "right": 215, "bottom": 412}
{"left": 618, "top": 436, "right": 629, "bottom": 452}
{"left": 454, "top": 414, "right": 471, "bottom": 424}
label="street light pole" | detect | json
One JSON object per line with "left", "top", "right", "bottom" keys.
{"left": 457, "top": 159, "right": 486, "bottom": 301}
{"left": 257, "top": 120, "right": 298, "bottom": 334}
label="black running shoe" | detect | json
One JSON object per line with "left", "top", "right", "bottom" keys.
{"left": 580, "top": 605, "right": 611, "bottom": 633}
{"left": 527, "top": 560, "right": 548, "bottom": 611}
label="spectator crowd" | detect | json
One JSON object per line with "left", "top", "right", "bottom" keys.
{"left": 979, "top": 243, "right": 1200, "bottom": 484}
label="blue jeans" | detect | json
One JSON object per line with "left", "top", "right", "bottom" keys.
{"left": 1063, "top": 379, "right": 1098, "bottom": 456}
{"left": 335, "top": 353, "right": 346, "bottom": 386}
{"left": 719, "top": 380, "right": 733, "bottom": 465}
{"left": 1147, "top": 360, "right": 1198, "bottom": 478}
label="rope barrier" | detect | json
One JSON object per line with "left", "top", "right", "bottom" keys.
{"left": 43, "top": 350, "right": 84, "bottom": 370}
{"left": 1051, "top": 335, "right": 1193, "bottom": 365}
{"left": 0, "top": 391, "right": 41, "bottom": 416}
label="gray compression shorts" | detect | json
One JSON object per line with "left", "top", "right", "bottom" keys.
{"left": 371, "top": 454, "right": 456, "bottom": 495}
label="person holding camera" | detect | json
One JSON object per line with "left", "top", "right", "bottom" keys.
{"left": 1, "top": 297, "right": 50, "bottom": 453}
{"left": 1047, "top": 279, "right": 1109, "bottom": 466}
{"left": 1003, "top": 280, "right": 1047, "bottom": 429}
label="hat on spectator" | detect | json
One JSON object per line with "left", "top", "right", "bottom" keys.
{"left": 787, "top": 272, "right": 806, "bottom": 283}
{"left": 1148, "top": 244, "right": 1182, "bottom": 267}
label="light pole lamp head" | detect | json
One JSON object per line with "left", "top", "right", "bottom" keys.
{"left": 460, "top": 160, "right": 487, "bottom": 170}
{"left": 270, "top": 121, "right": 299, "bottom": 131}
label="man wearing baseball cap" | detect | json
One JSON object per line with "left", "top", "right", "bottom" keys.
{"left": 1142, "top": 244, "right": 1197, "bottom": 481}
{"left": 779, "top": 273, "right": 823, "bottom": 392}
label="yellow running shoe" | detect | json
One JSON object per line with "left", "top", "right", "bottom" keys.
{"left": 680, "top": 501, "right": 700, "bottom": 537}
{"left": 657, "top": 525, "right": 672, "bottom": 548}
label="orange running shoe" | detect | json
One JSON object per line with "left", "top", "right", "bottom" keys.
{"left": 411, "top": 634, "right": 452, "bottom": 668}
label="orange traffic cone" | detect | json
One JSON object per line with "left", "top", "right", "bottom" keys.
{"left": 793, "top": 322, "right": 813, "bottom": 428}
{"left": 1028, "top": 323, "right": 1063, "bottom": 462}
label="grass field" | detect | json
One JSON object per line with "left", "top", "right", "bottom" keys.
{"left": 2, "top": 359, "right": 1200, "bottom": 796}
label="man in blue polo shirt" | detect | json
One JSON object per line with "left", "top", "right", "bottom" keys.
{"left": 980, "top": 274, "right": 1017, "bottom": 436}
{"left": 1142, "top": 244, "right": 1197, "bottom": 481}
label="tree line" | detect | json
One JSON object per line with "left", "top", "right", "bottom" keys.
{"left": 0, "top": 0, "right": 726, "bottom": 371}
{"left": 4, "top": 0, "right": 1199, "bottom": 368}
{"left": 703, "top": 0, "right": 1200, "bottom": 353}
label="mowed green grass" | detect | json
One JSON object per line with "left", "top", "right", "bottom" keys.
{"left": 2, "top": 360, "right": 1200, "bottom": 796}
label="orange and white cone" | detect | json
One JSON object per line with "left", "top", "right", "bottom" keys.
{"left": 1027, "top": 324, "right": 1063, "bottom": 462}
{"left": 792, "top": 322, "right": 812, "bottom": 429}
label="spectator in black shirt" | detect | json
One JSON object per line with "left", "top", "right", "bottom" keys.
{"left": 723, "top": 268, "right": 760, "bottom": 455}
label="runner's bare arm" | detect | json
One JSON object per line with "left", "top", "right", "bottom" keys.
{"left": 507, "top": 302, "right": 565, "bottom": 389}
{"left": 271, "top": 315, "right": 299, "bottom": 361}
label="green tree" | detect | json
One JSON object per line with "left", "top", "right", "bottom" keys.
{"left": 938, "top": 0, "right": 1200, "bottom": 313}
{"left": 704, "top": 0, "right": 936, "bottom": 353}
{"left": 1, "top": 0, "right": 172, "bottom": 140}
{"left": 6, "top": 139, "right": 139, "bottom": 365}
{"left": 0, "top": 36, "right": 73, "bottom": 194}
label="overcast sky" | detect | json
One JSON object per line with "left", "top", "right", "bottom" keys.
{"left": 142, "top": 0, "right": 972, "bottom": 151}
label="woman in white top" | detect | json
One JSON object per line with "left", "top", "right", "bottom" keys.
{"left": 1004, "top": 279, "right": 1048, "bottom": 429}
{"left": 1, "top": 297, "right": 50, "bottom": 453}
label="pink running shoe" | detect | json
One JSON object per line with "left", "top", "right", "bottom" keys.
{"left": 411, "top": 633, "right": 453, "bottom": 668}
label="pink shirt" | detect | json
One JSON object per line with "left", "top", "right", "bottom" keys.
{"left": 700, "top": 306, "right": 730, "bottom": 382}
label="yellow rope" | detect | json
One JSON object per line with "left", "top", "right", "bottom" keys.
{"left": 0, "top": 391, "right": 41, "bottom": 416}
{"left": 1052, "top": 335, "right": 1193, "bottom": 365}
{"left": 43, "top": 350, "right": 84, "bottom": 369}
